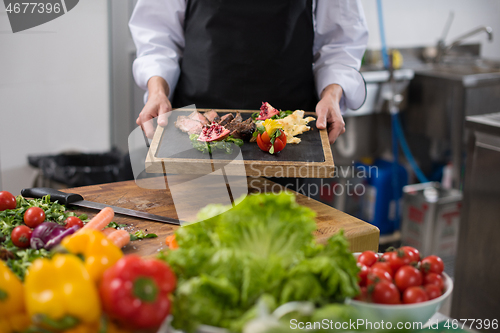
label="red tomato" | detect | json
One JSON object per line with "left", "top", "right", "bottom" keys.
{"left": 357, "top": 263, "right": 369, "bottom": 286}
{"left": 0, "top": 191, "right": 17, "bottom": 211}
{"left": 11, "top": 225, "right": 32, "bottom": 248}
{"left": 394, "top": 265, "right": 423, "bottom": 292}
{"left": 257, "top": 130, "right": 287, "bottom": 154}
{"left": 354, "top": 286, "right": 369, "bottom": 301}
{"left": 382, "top": 251, "right": 405, "bottom": 273}
{"left": 403, "top": 286, "right": 429, "bottom": 304}
{"left": 371, "top": 281, "right": 400, "bottom": 304}
{"left": 424, "top": 284, "right": 442, "bottom": 300}
{"left": 423, "top": 273, "right": 444, "bottom": 291}
{"left": 64, "top": 216, "right": 84, "bottom": 229}
{"left": 400, "top": 246, "right": 420, "bottom": 262}
{"left": 371, "top": 262, "right": 394, "bottom": 277}
{"left": 23, "top": 207, "right": 46, "bottom": 228}
{"left": 277, "top": 130, "right": 287, "bottom": 147}
{"left": 357, "top": 251, "right": 379, "bottom": 267}
{"left": 421, "top": 255, "right": 444, "bottom": 275}
{"left": 257, "top": 132, "right": 272, "bottom": 151}
{"left": 367, "top": 269, "right": 392, "bottom": 287}
{"left": 272, "top": 137, "right": 286, "bottom": 153}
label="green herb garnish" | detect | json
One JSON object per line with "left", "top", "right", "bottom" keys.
{"left": 105, "top": 221, "right": 128, "bottom": 229}
{"left": 130, "top": 230, "right": 158, "bottom": 241}
{"left": 189, "top": 134, "right": 243, "bottom": 154}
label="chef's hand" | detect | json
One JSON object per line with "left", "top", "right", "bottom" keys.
{"left": 137, "top": 76, "right": 172, "bottom": 138}
{"left": 315, "top": 84, "right": 345, "bottom": 144}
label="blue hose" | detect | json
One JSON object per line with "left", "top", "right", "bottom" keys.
{"left": 393, "top": 113, "right": 429, "bottom": 183}
{"left": 376, "top": 0, "right": 390, "bottom": 69}
{"left": 391, "top": 113, "right": 400, "bottom": 226}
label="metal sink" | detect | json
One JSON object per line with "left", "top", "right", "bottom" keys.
{"left": 416, "top": 58, "right": 500, "bottom": 86}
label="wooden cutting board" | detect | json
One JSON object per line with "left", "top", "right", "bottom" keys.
{"left": 61, "top": 177, "right": 379, "bottom": 256}
{"left": 145, "top": 109, "right": 335, "bottom": 178}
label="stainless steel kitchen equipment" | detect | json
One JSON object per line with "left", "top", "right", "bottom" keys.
{"left": 452, "top": 113, "right": 500, "bottom": 325}
{"left": 405, "top": 52, "right": 500, "bottom": 189}
{"left": 401, "top": 182, "right": 462, "bottom": 271}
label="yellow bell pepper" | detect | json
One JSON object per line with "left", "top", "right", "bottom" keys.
{"left": 0, "top": 261, "right": 30, "bottom": 333}
{"left": 62, "top": 229, "right": 123, "bottom": 282}
{"left": 263, "top": 118, "right": 283, "bottom": 136}
{"left": 25, "top": 254, "right": 101, "bottom": 331}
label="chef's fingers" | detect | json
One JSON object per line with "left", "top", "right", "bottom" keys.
{"left": 327, "top": 117, "right": 346, "bottom": 144}
{"left": 157, "top": 101, "right": 172, "bottom": 127}
{"left": 315, "top": 103, "right": 329, "bottom": 130}
{"left": 328, "top": 103, "right": 345, "bottom": 144}
{"left": 136, "top": 94, "right": 172, "bottom": 138}
{"left": 137, "top": 112, "right": 156, "bottom": 139}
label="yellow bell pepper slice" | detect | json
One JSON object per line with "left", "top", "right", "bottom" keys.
{"left": 62, "top": 229, "right": 123, "bottom": 282}
{"left": 0, "top": 261, "right": 30, "bottom": 333}
{"left": 263, "top": 118, "right": 283, "bottom": 136}
{"left": 25, "top": 254, "right": 101, "bottom": 329}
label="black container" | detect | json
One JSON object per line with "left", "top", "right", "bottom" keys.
{"left": 28, "top": 148, "right": 133, "bottom": 187}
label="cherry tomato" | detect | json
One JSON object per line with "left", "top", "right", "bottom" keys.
{"left": 382, "top": 251, "right": 405, "bottom": 273}
{"left": 277, "top": 130, "right": 287, "bottom": 148}
{"left": 11, "top": 225, "right": 32, "bottom": 248}
{"left": 367, "top": 269, "right": 392, "bottom": 287}
{"left": 257, "top": 132, "right": 272, "bottom": 151}
{"left": 400, "top": 246, "right": 420, "bottom": 263}
{"left": 257, "top": 130, "right": 287, "bottom": 154}
{"left": 424, "top": 284, "right": 442, "bottom": 300}
{"left": 371, "top": 281, "right": 400, "bottom": 304}
{"left": 272, "top": 137, "right": 286, "bottom": 153}
{"left": 64, "top": 216, "right": 84, "bottom": 229}
{"left": 23, "top": 207, "right": 46, "bottom": 228}
{"left": 423, "top": 272, "right": 444, "bottom": 291}
{"left": 394, "top": 265, "right": 423, "bottom": 292}
{"left": 0, "top": 191, "right": 17, "bottom": 211}
{"left": 357, "top": 251, "right": 379, "bottom": 267}
{"left": 357, "top": 263, "right": 369, "bottom": 286}
{"left": 421, "top": 255, "right": 444, "bottom": 275}
{"left": 403, "top": 286, "right": 428, "bottom": 304}
{"left": 371, "top": 262, "right": 394, "bottom": 277}
{"left": 399, "top": 251, "right": 413, "bottom": 266}
{"left": 354, "top": 286, "right": 369, "bottom": 301}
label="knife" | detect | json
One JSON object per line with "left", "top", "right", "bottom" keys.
{"left": 21, "top": 187, "right": 180, "bottom": 226}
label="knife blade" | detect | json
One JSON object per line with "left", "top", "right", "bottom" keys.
{"left": 21, "top": 187, "right": 180, "bottom": 226}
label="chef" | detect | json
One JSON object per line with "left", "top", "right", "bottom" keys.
{"left": 129, "top": 0, "right": 368, "bottom": 144}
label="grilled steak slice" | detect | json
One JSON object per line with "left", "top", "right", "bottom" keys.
{"left": 188, "top": 111, "right": 209, "bottom": 126}
{"left": 175, "top": 116, "right": 203, "bottom": 135}
{"left": 239, "top": 122, "right": 256, "bottom": 141}
{"left": 229, "top": 118, "right": 255, "bottom": 141}
{"left": 218, "top": 113, "right": 234, "bottom": 127}
{"left": 225, "top": 112, "right": 243, "bottom": 132}
{"left": 204, "top": 110, "right": 220, "bottom": 123}
{"left": 233, "top": 112, "right": 242, "bottom": 123}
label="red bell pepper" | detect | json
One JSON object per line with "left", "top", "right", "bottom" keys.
{"left": 99, "top": 255, "right": 177, "bottom": 330}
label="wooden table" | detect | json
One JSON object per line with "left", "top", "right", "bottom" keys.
{"left": 61, "top": 177, "right": 379, "bottom": 256}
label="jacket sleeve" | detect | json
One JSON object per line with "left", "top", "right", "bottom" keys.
{"left": 313, "top": 0, "right": 369, "bottom": 111}
{"left": 129, "top": 0, "right": 186, "bottom": 101}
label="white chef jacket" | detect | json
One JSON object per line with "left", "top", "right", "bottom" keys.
{"left": 129, "top": 0, "right": 369, "bottom": 112}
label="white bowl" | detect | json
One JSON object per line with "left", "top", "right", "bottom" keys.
{"left": 347, "top": 253, "right": 453, "bottom": 326}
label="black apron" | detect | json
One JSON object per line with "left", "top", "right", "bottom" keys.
{"left": 172, "top": 0, "right": 317, "bottom": 111}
